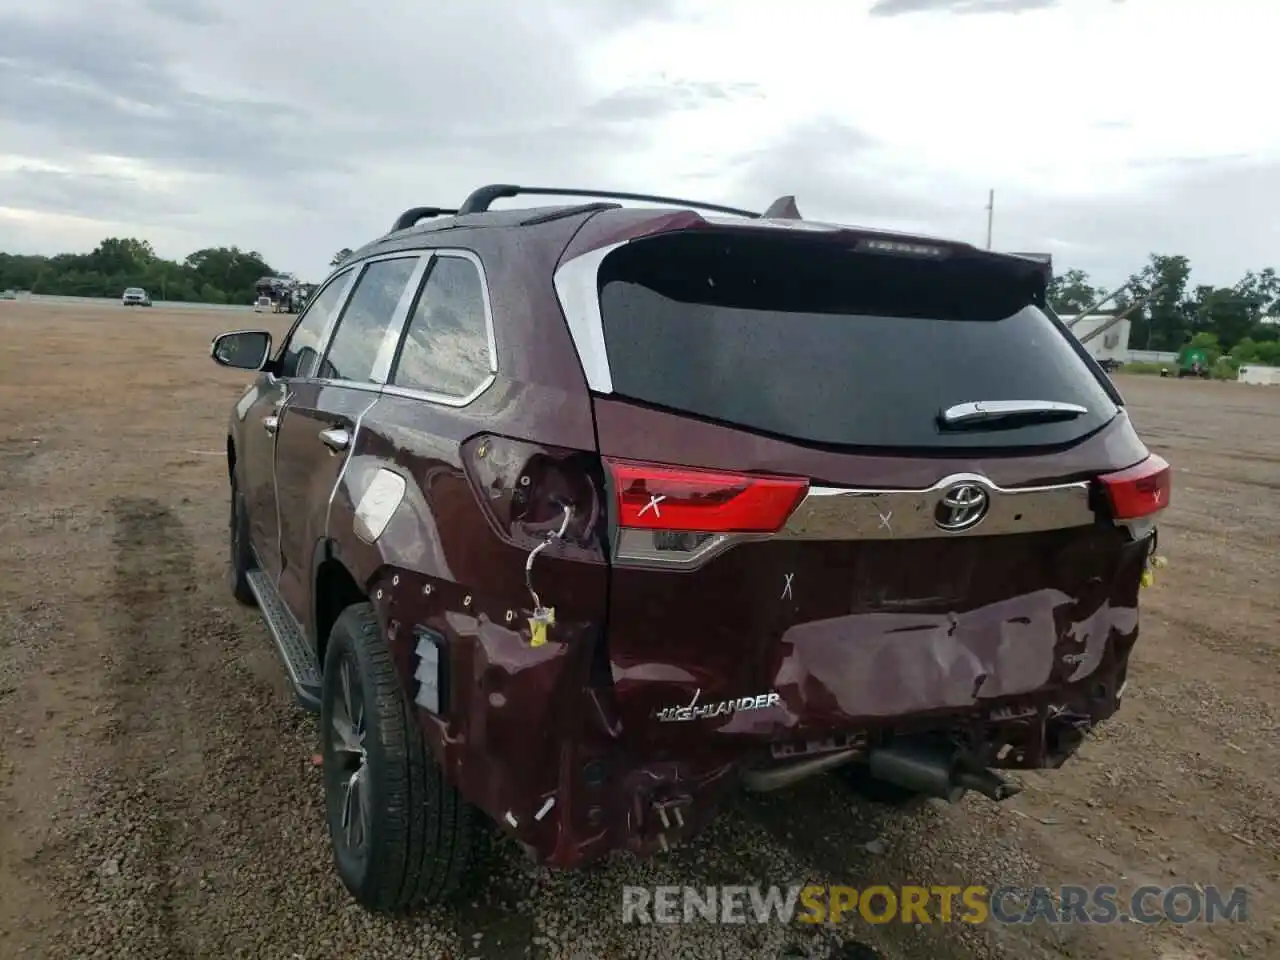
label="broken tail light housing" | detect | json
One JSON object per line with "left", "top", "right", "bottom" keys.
{"left": 1097, "top": 453, "right": 1171, "bottom": 538}
{"left": 604, "top": 458, "right": 809, "bottom": 567}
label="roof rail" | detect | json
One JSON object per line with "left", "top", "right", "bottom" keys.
{"left": 456, "top": 184, "right": 762, "bottom": 219}
{"left": 389, "top": 206, "right": 460, "bottom": 233}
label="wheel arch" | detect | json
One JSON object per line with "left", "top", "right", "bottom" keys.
{"left": 311, "top": 539, "right": 369, "bottom": 670}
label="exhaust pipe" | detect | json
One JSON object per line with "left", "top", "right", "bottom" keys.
{"left": 867, "top": 741, "right": 1021, "bottom": 803}
{"left": 741, "top": 747, "right": 860, "bottom": 792}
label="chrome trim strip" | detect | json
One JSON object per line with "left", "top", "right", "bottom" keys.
{"left": 381, "top": 375, "right": 498, "bottom": 409}
{"left": 779, "top": 473, "right": 1094, "bottom": 541}
{"left": 307, "top": 379, "right": 382, "bottom": 396}
{"left": 610, "top": 473, "right": 1097, "bottom": 570}
{"left": 552, "top": 240, "right": 626, "bottom": 394}
{"left": 370, "top": 254, "right": 432, "bottom": 383}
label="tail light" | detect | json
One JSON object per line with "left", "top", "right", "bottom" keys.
{"left": 1098, "top": 454, "right": 1170, "bottom": 539}
{"left": 604, "top": 458, "right": 809, "bottom": 568}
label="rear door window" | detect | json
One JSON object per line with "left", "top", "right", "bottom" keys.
{"left": 389, "top": 254, "right": 493, "bottom": 400}
{"left": 597, "top": 232, "right": 1118, "bottom": 450}
{"left": 318, "top": 257, "right": 420, "bottom": 383}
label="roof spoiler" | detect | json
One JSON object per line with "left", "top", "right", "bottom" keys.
{"left": 1008, "top": 251, "right": 1053, "bottom": 283}
{"left": 762, "top": 195, "right": 802, "bottom": 219}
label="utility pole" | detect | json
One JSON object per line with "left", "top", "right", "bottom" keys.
{"left": 985, "top": 189, "right": 994, "bottom": 250}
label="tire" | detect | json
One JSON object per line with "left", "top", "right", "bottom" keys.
{"left": 321, "top": 603, "right": 482, "bottom": 912}
{"left": 228, "top": 475, "right": 256, "bottom": 606}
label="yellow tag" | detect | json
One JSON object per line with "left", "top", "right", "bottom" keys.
{"left": 528, "top": 607, "right": 555, "bottom": 647}
{"left": 1140, "top": 568, "right": 1155, "bottom": 588}
{"left": 530, "top": 619, "right": 548, "bottom": 647}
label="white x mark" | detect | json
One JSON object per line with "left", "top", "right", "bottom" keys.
{"left": 781, "top": 572, "right": 794, "bottom": 601}
{"left": 1153, "top": 489, "right": 1163, "bottom": 504}
{"left": 878, "top": 509, "right": 893, "bottom": 532}
{"left": 638, "top": 494, "right": 666, "bottom": 519}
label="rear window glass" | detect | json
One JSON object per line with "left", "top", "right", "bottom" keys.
{"left": 597, "top": 231, "right": 1118, "bottom": 450}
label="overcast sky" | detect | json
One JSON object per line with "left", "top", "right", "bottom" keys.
{"left": 1, "top": 0, "right": 1276, "bottom": 287}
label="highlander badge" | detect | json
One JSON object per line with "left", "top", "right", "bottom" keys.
{"left": 656, "top": 688, "right": 782, "bottom": 723}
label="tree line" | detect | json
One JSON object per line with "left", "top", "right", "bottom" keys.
{"left": 0, "top": 237, "right": 279, "bottom": 306}
{"left": 1048, "top": 255, "right": 1280, "bottom": 367}
{"left": 5, "top": 239, "right": 1279, "bottom": 367}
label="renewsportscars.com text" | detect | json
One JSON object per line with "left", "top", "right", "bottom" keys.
{"left": 621, "top": 884, "right": 1249, "bottom": 926}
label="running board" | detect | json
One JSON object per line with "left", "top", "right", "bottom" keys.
{"left": 245, "top": 569, "right": 322, "bottom": 713}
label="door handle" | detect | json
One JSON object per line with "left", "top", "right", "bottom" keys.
{"left": 263, "top": 415, "right": 279, "bottom": 435}
{"left": 319, "top": 427, "right": 351, "bottom": 452}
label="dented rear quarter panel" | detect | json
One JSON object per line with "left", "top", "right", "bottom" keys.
{"left": 315, "top": 220, "right": 624, "bottom": 860}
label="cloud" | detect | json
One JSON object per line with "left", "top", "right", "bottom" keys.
{"left": 0, "top": 166, "right": 189, "bottom": 222}
{"left": 736, "top": 118, "right": 1280, "bottom": 286}
{"left": 0, "top": 17, "right": 334, "bottom": 181}
{"left": 870, "top": 0, "right": 1058, "bottom": 15}
{"left": 0, "top": 0, "right": 1273, "bottom": 292}
{"left": 0, "top": 0, "right": 697, "bottom": 271}
{"left": 582, "top": 80, "right": 765, "bottom": 123}
{"left": 140, "top": 0, "right": 223, "bottom": 25}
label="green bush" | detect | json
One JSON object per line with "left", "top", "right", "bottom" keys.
{"left": 1212, "top": 356, "right": 1240, "bottom": 380}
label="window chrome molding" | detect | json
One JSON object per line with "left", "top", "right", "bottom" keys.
{"left": 381, "top": 247, "right": 500, "bottom": 409}
{"left": 313, "top": 252, "right": 426, "bottom": 385}
{"left": 370, "top": 255, "right": 432, "bottom": 383}
{"left": 552, "top": 240, "right": 626, "bottom": 394}
{"left": 267, "top": 246, "right": 499, "bottom": 408}
{"left": 307, "top": 378, "right": 383, "bottom": 396}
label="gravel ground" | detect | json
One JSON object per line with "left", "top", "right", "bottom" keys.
{"left": 1, "top": 302, "right": 1277, "bottom": 959}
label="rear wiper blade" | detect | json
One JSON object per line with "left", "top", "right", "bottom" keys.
{"left": 939, "top": 400, "right": 1088, "bottom": 428}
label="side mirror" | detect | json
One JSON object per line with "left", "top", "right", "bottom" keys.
{"left": 211, "top": 330, "right": 272, "bottom": 371}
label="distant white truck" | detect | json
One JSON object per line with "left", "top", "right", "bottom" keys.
{"left": 1238, "top": 364, "right": 1280, "bottom": 385}
{"left": 1059, "top": 313, "right": 1130, "bottom": 371}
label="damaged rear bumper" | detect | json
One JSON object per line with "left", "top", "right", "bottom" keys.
{"left": 494, "top": 653, "right": 1132, "bottom": 868}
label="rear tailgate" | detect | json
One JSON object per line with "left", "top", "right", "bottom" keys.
{"left": 561, "top": 223, "right": 1169, "bottom": 752}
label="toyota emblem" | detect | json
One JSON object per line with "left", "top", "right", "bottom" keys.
{"left": 934, "top": 483, "right": 990, "bottom": 531}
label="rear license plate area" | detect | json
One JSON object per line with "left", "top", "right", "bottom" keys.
{"left": 851, "top": 540, "right": 980, "bottom": 609}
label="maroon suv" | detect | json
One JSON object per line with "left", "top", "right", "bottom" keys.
{"left": 210, "top": 184, "right": 1172, "bottom": 912}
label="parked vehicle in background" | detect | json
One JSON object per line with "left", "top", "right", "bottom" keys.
{"left": 1177, "top": 346, "right": 1212, "bottom": 379}
{"left": 209, "top": 183, "right": 1172, "bottom": 914}
{"left": 121, "top": 287, "right": 152, "bottom": 307}
{"left": 0, "top": 289, "right": 16, "bottom": 301}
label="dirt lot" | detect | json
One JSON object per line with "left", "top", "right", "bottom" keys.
{"left": 0, "top": 299, "right": 1276, "bottom": 960}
